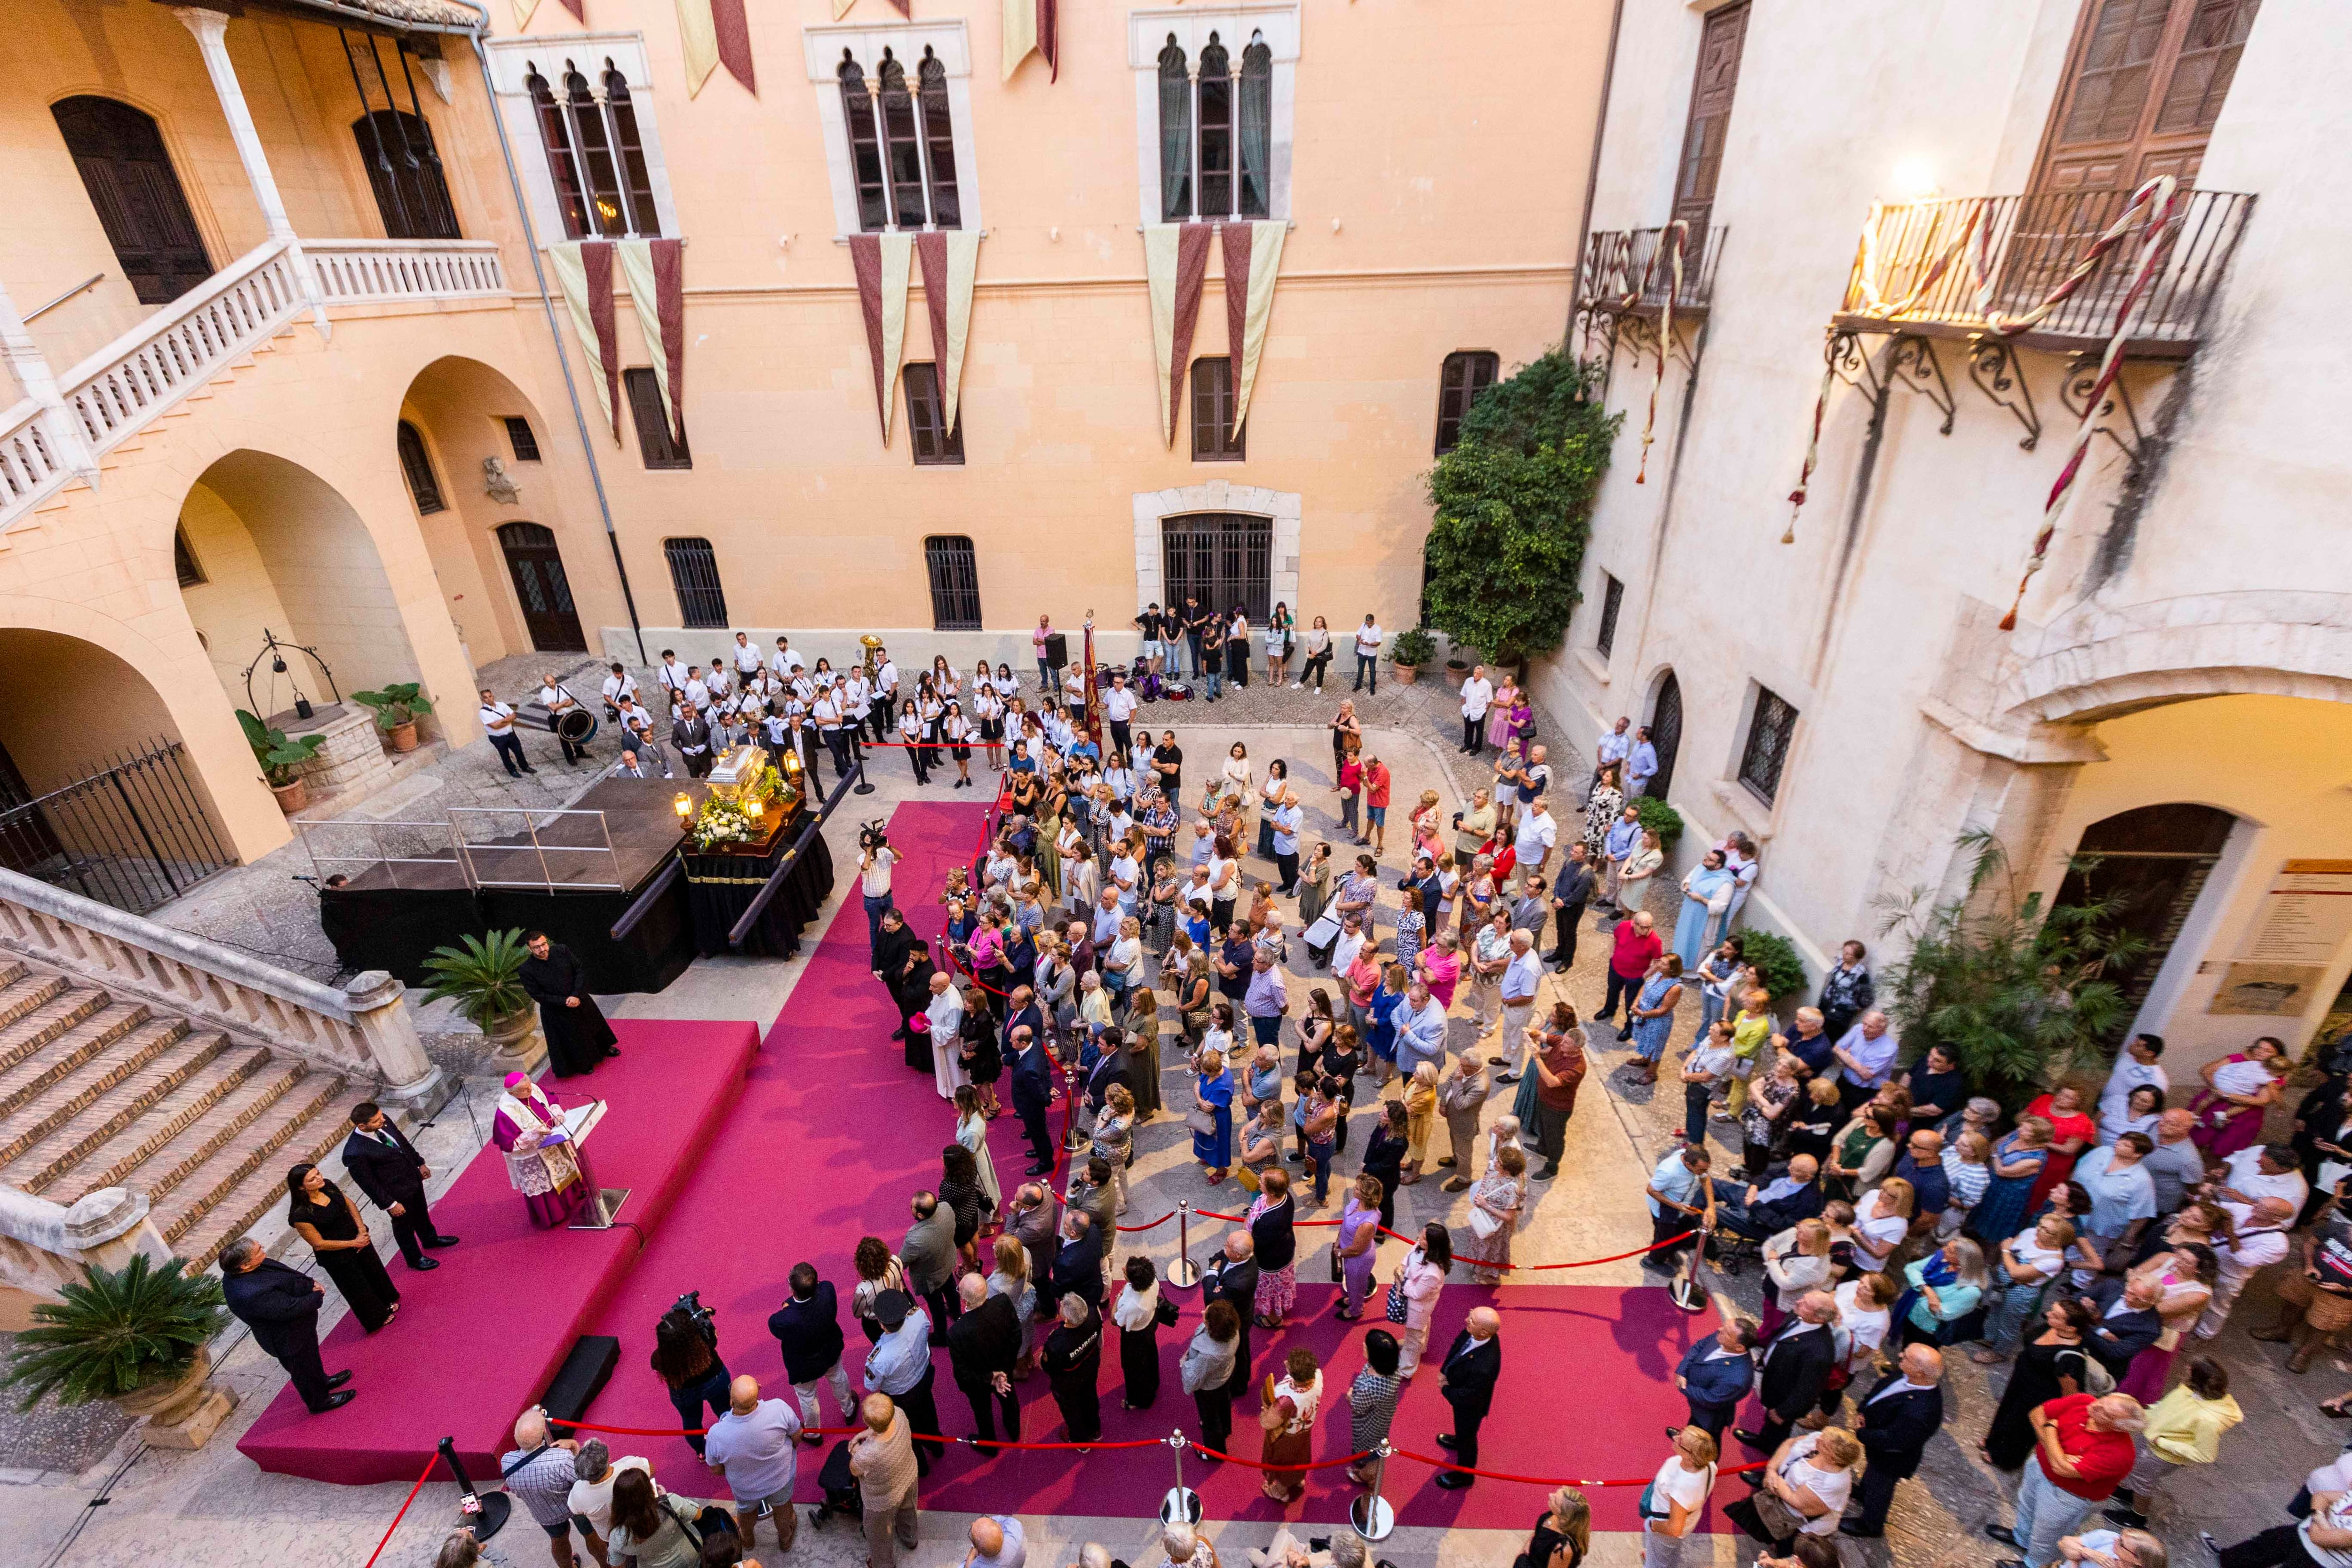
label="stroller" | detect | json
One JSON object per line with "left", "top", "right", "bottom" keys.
{"left": 808, "top": 1439, "right": 866, "bottom": 1529}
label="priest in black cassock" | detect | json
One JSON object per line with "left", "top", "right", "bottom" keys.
{"left": 520, "top": 930, "right": 619, "bottom": 1077}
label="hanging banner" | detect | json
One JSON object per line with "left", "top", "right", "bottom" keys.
{"left": 1144, "top": 223, "right": 1211, "bottom": 447}
{"left": 916, "top": 231, "right": 981, "bottom": 435}
{"left": 677, "top": 0, "right": 755, "bottom": 97}
{"left": 1221, "top": 219, "right": 1285, "bottom": 439}
{"left": 1004, "top": 0, "right": 1059, "bottom": 82}
{"left": 850, "top": 233, "right": 916, "bottom": 444}
{"left": 548, "top": 241, "right": 621, "bottom": 442}
{"left": 616, "top": 239, "right": 688, "bottom": 445}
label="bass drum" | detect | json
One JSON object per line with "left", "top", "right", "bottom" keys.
{"left": 558, "top": 708, "right": 600, "bottom": 744}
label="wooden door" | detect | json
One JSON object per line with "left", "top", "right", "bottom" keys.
{"left": 2054, "top": 803, "right": 2237, "bottom": 1038}
{"left": 2033, "top": 0, "right": 2262, "bottom": 193}
{"left": 497, "top": 523, "right": 588, "bottom": 653}
{"left": 353, "top": 111, "right": 461, "bottom": 241}
{"left": 51, "top": 97, "right": 213, "bottom": 305}
{"left": 1647, "top": 672, "right": 1684, "bottom": 802}
{"left": 1670, "top": 3, "right": 1748, "bottom": 243}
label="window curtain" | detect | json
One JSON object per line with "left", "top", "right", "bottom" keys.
{"left": 1238, "top": 47, "right": 1271, "bottom": 219}
{"left": 1158, "top": 48, "right": 1192, "bottom": 221}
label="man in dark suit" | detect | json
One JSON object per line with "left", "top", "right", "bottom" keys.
{"left": 1711, "top": 1156, "right": 1826, "bottom": 1242}
{"left": 1201, "top": 1231, "right": 1260, "bottom": 1400}
{"left": 946, "top": 1274, "right": 1023, "bottom": 1444}
{"left": 338, "top": 1103, "right": 456, "bottom": 1272}
{"left": 1009, "top": 1019, "right": 1058, "bottom": 1174}
{"left": 1053, "top": 1211, "right": 1107, "bottom": 1315}
{"left": 1083, "top": 1033, "right": 1131, "bottom": 1122}
{"left": 671, "top": 704, "right": 715, "bottom": 778}
{"left": 2082, "top": 1274, "right": 2165, "bottom": 1376}
{"left": 1433, "top": 1306, "right": 1503, "bottom": 1489}
{"left": 1843, "top": 1344, "right": 1946, "bottom": 1537}
{"left": 1006, "top": 1182, "right": 1060, "bottom": 1320}
{"left": 767, "top": 1261, "right": 854, "bottom": 1435}
{"left": 219, "top": 1238, "right": 352, "bottom": 1412}
{"left": 1736, "top": 1290, "right": 1839, "bottom": 1456}
{"left": 1674, "top": 1319, "right": 1759, "bottom": 1442}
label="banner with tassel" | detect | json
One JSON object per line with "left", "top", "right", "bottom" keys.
{"left": 916, "top": 231, "right": 981, "bottom": 434}
{"left": 1004, "top": 0, "right": 1059, "bottom": 82}
{"left": 677, "top": 0, "right": 755, "bottom": 97}
{"left": 1631, "top": 221, "right": 1686, "bottom": 485}
{"left": 1144, "top": 224, "right": 1212, "bottom": 447}
{"left": 548, "top": 241, "right": 622, "bottom": 442}
{"left": 1219, "top": 220, "right": 1286, "bottom": 440}
{"left": 850, "top": 233, "right": 916, "bottom": 444}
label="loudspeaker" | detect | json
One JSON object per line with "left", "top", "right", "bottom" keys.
{"left": 540, "top": 1335, "right": 620, "bottom": 1427}
{"left": 1043, "top": 632, "right": 1068, "bottom": 667}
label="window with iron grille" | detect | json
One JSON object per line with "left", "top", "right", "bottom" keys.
{"left": 173, "top": 526, "right": 206, "bottom": 588}
{"left": 905, "top": 363, "right": 964, "bottom": 464}
{"left": 503, "top": 416, "right": 541, "bottom": 462}
{"left": 1434, "top": 350, "right": 1500, "bottom": 455}
{"left": 835, "top": 46, "right": 963, "bottom": 232}
{"left": 523, "top": 57, "right": 662, "bottom": 239}
{"left": 1161, "top": 514, "right": 1271, "bottom": 623}
{"left": 1738, "top": 685, "right": 1799, "bottom": 805}
{"left": 1191, "top": 358, "right": 1244, "bottom": 462}
{"left": 1154, "top": 30, "right": 1274, "bottom": 222}
{"left": 1594, "top": 573, "right": 1624, "bottom": 658}
{"left": 924, "top": 535, "right": 984, "bottom": 630}
{"left": 396, "top": 420, "right": 445, "bottom": 513}
{"left": 625, "top": 368, "right": 691, "bottom": 469}
{"left": 663, "top": 538, "right": 728, "bottom": 628}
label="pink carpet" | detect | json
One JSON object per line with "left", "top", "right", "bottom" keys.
{"left": 246, "top": 802, "right": 1729, "bottom": 1530}
{"left": 238, "top": 1017, "right": 760, "bottom": 1484}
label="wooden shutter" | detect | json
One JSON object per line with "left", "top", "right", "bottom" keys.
{"left": 1671, "top": 3, "right": 1748, "bottom": 237}
{"left": 2033, "top": 0, "right": 2262, "bottom": 192}
{"left": 396, "top": 421, "right": 445, "bottom": 513}
{"left": 1434, "top": 351, "right": 1499, "bottom": 455}
{"left": 51, "top": 97, "right": 213, "bottom": 305}
{"left": 904, "top": 364, "right": 963, "bottom": 464}
{"left": 624, "top": 368, "right": 691, "bottom": 469}
{"left": 1191, "top": 358, "right": 1242, "bottom": 462}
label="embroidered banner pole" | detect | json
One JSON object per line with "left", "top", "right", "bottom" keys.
{"left": 850, "top": 233, "right": 916, "bottom": 444}
{"left": 676, "top": 0, "right": 755, "bottom": 97}
{"left": 1144, "top": 224, "right": 1212, "bottom": 448}
{"left": 548, "top": 242, "right": 621, "bottom": 442}
{"left": 1223, "top": 219, "right": 1286, "bottom": 440}
{"left": 917, "top": 231, "right": 981, "bottom": 434}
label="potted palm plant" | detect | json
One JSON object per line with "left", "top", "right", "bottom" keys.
{"left": 420, "top": 928, "right": 541, "bottom": 1068}
{"left": 1389, "top": 626, "right": 1436, "bottom": 685}
{"left": 3, "top": 1254, "right": 235, "bottom": 1449}
{"left": 238, "top": 709, "right": 327, "bottom": 813}
{"left": 352, "top": 682, "right": 435, "bottom": 753}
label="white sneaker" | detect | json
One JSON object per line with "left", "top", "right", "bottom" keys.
{"left": 1290, "top": 681, "right": 1303, "bottom": 689}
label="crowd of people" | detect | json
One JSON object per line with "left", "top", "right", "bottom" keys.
{"left": 252, "top": 623, "right": 2351, "bottom": 1568}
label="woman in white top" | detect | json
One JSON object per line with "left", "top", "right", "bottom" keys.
{"left": 1064, "top": 841, "right": 1101, "bottom": 918}
{"left": 954, "top": 1084, "right": 1001, "bottom": 1211}
{"left": 932, "top": 655, "right": 960, "bottom": 700}
{"left": 942, "top": 701, "right": 976, "bottom": 787}
{"left": 1749, "top": 1428, "right": 1860, "bottom": 1546}
{"left": 1298, "top": 616, "right": 1333, "bottom": 692}
{"left": 2098, "top": 1083, "right": 2165, "bottom": 1147}
{"left": 1219, "top": 740, "right": 1255, "bottom": 823}
{"left": 1394, "top": 1224, "right": 1452, "bottom": 1377}
{"left": 1078, "top": 970, "right": 1115, "bottom": 1033}
{"left": 1263, "top": 604, "right": 1294, "bottom": 688}
{"left": 1256, "top": 760, "right": 1289, "bottom": 860}
{"left": 1761, "top": 1218, "right": 1834, "bottom": 1329}
{"left": 1642, "top": 1425, "right": 1719, "bottom": 1568}
{"left": 1850, "top": 1177, "right": 1916, "bottom": 1271}
{"left": 1107, "top": 917, "right": 1145, "bottom": 1005}
{"left": 974, "top": 685, "right": 1006, "bottom": 771}
{"left": 1833, "top": 1271, "right": 1897, "bottom": 1382}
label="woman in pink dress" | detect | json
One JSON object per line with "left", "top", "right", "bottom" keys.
{"left": 493, "top": 1072, "right": 599, "bottom": 1228}
{"left": 2188, "top": 1038, "right": 2290, "bottom": 1160}
{"left": 1415, "top": 929, "right": 1465, "bottom": 1011}
{"left": 2022, "top": 1084, "right": 2097, "bottom": 1210}
{"left": 1485, "top": 677, "right": 1522, "bottom": 750}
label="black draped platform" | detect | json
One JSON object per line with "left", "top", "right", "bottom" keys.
{"left": 682, "top": 813, "right": 834, "bottom": 958}
{"left": 317, "top": 778, "right": 833, "bottom": 991}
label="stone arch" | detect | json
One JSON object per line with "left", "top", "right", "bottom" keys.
{"left": 2005, "top": 591, "right": 2352, "bottom": 725}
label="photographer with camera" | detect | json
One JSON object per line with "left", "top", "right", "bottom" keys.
{"left": 649, "top": 1291, "right": 729, "bottom": 1456}
{"left": 861, "top": 821, "right": 898, "bottom": 973}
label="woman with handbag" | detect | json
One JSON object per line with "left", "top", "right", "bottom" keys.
{"left": 1639, "top": 1426, "right": 1719, "bottom": 1568}
{"left": 1390, "top": 1222, "right": 1452, "bottom": 1377}
{"left": 1113, "top": 1255, "right": 1177, "bottom": 1409}
{"left": 1182, "top": 1300, "right": 1242, "bottom": 1458}
{"left": 1092, "top": 1083, "right": 1137, "bottom": 1212}
{"left": 1335, "top": 1173, "right": 1384, "bottom": 1318}
{"left": 1363, "top": 1100, "right": 1410, "bottom": 1232}
{"left": 1239, "top": 1099, "right": 1285, "bottom": 1193}
{"left": 604, "top": 1466, "right": 722, "bottom": 1568}
{"left": 1258, "top": 1347, "right": 1323, "bottom": 1504}
{"left": 1724, "top": 1428, "right": 1859, "bottom": 1554}
{"left": 1456, "top": 1144, "right": 1531, "bottom": 1283}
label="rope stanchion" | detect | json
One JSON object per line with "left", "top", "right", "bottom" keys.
{"left": 1187, "top": 1443, "right": 1374, "bottom": 1472}
{"left": 1353, "top": 1439, "right": 1395, "bottom": 1542}
{"left": 1168, "top": 1199, "right": 1200, "bottom": 1287}
{"left": 1390, "top": 1448, "right": 1767, "bottom": 1488}
{"left": 361, "top": 1452, "right": 443, "bottom": 1568}
{"left": 1115, "top": 1211, "right": 1176, "bottom": 1233}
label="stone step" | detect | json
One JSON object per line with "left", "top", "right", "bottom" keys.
{"left": 2, "top": 1024, "right": 227, "bottom": 1191}
{"left": 0, "top": 970, "right": 71, "bottom": 1035}
{"left": 0, "top": 1010, "right": 178, "bottom": 1164}
{"left": 0, "top": 994, "right": 134, "bottom": 1101}
{"left": 78, "top": 1054, "right": 312, "bottom": 1207}
{"left": 152, "top": 1069, "right": 348, "bottom": 1249}
{"left": 57, "top": 1042, "right": 277, "bottom": 1198}
{"left": 161, "top": 1078, "right": 367, "bottom": 1273}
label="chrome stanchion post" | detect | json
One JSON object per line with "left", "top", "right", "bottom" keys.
{"left": 1669, "top": 1222, "right": 1708, "bottom": 1313}
{"left": 1168, "top": 1199, "right": 1199, "bottom": 1287}
{"left": 1350, "top": 1438, "right": 1396, "bottom": 1541}
{"left": 1159, "top": 1428, "right": 1202, "bottom": 1526}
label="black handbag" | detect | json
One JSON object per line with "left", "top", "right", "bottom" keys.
{"left": 1154, "top": 1294, "right": 1180, "bottom": 1327}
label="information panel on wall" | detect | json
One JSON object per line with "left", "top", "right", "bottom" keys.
{"left": 2210, "top": 859, "right": 2352, "bottom": 1018}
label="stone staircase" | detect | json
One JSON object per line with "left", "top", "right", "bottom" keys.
{"left": 0, "top": 956, "right": 373, "bottom": 1272}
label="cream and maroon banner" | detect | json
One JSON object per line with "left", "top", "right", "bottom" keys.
{"left": 616, "top": 239, "right": 688, "bottom": 445}
{"left": 916, "top": 231, "right": 982, "bottom": 434}
{"left": 1220, "top": 219, "right": 1286, "bottom": 438}
{"left": 1144, "top": 223, "right": 1212, "bottom": 447}
{"left": 676, "top": 0, "right": 755, "bottom": 97}
{"left": 850, "top": 233, "right": 917, "bottom": 444}
{"left": 1003, "top": 0, "right": 1059, "bottom": 82}
{"left": 512, "top": 0, "right": 585, "bottom": 26}
{"left": 548, "top": 241, "right": 621, "bottom": 440}
{"left": 548, "top": 240, "right": 686, "bottom": 445}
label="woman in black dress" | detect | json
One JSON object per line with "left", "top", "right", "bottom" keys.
{"left": 1362, "top": 1099, "right": 1411, "bottom": 1232}
{"left": 286, "top": 1162, "right": 398, "bottom": 1333}
{"left": 939, "top": 1143, "right": 995, "bottom": 1267}
{"left": 1323, "top": 1029, "right": 1365, "bottom": 1153}
{"left": 1518, "top": 1486, "right": 1589, "bottom": 1568}
{"left": 1982, "top": 1296, "right": 2095, "bottom": 1469}
{"left": 961, "top": 984, "right": 1004, "bottom": 1117}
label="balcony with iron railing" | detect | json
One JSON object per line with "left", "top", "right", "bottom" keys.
{"left": 1834, "top": 187, "right": 2254, "bottom": 359}
{"left": 1576, "top": 225, "right": 1728, "bottom": 322}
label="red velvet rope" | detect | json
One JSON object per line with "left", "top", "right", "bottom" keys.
{"left": 360, "top": 1451, "right": 442, "bottom": 1568}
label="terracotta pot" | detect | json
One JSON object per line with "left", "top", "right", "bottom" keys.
{"left": 114, "top": 1346, "right": 212, "bottom": 1427}
{"left": 270, "top": 778, "right": 310, "bottom": 814}
{"left": 387, "top": 720, "right": 419, "bottom": 753}
{"left": 485, "top": 1006, "right": 545, "bottom": 1074}
{"left": 1391, "top": 663, "right": 1421, "bottom": 685}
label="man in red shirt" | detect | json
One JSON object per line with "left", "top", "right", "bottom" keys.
{"left": 1597, "top": 910, "right": 1661, "bottom": 1027}
{"left": 1989, "top": 1393, "right": 2142, "bottom": 1568}
{"left": 1361, "top": 755, "right": 1393, "bottom": 856}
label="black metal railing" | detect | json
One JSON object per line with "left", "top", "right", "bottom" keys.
{"left": 730, "top": 760, "right": 864, "bottom": 949}
{"left": 0, "top": 739, "right": 231, "bottom": 914}
{"left": 1578, "top": 225, "right": 1728, "bottom": 316}
{"left": 1837, "top": 188, "right": 2254, "bottom": 353}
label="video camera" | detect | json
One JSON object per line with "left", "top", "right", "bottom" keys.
{"left": 667, "top": 1288, "right": 717, "bottom": 1343}
{"left": 858, "top": 820, "right": 890, "bottom": 853}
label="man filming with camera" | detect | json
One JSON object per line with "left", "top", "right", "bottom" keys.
{"left": 861, "top": 822, "right": 898, "bottom": 973}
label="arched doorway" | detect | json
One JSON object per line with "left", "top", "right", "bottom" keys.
{"left": 51, "top": 96, "right": 212, "bottom": 304}
{"left": 2055, "top": 803, "right": 2237, "bottom": 1035}
{"left": 1646, "top": 670, "right": 1684, "bottom": 800}
{"left": 498, "top": 523, "right": 588, "bottom": 652}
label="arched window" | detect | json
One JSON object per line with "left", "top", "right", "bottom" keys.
{"left": 1196, "top": 34, "right": 1233, "bottom": 219}
{"left": 1238, "top": 36, "right": 1273, "bottom": 219}
{"left": 601, "top": 64, "right": 658, "bottom": 237}
{"left": 2055, "top": 804, "right": 2238, "bottom": 1034}
{"left": 663, "top": 537, "right": 728, "bottom": 628}
{"left": 523, "top": 58, "right": 661, "bottom": 239}
{"left": 396, "top": 421, "right": 445, "bottom": 515}
{"left": 352, "top": 110, "right": 459, "bottom": 240}
{"left": 525, "top": 64, "right": 591, "bottom": 239}
{"left": 918, "top": 49, "right": 960, "bottom": 230}
{"left": 1156, "top": 38, "right": 1192, "bottom": 222}
{"left": 838, "top": 54, "right": 889, "bottom": 232}
{"left": 877, "top": 52, "right": 926, "bottom": 229}
{"left": 834, "top": 45, "right": 965, "bottom": 232}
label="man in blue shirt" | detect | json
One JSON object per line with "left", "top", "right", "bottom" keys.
{"left": 1625, "top": 727, "right": 1659, "bottom": 797}
{"left": 863, "top": 1290, "right": 943, "bottom": 1472}
{"left": 1269, "top": 790, "right": 1303, "bottom": 895}
{"left": 1396, "top": 982, "right": 1449, "bottom": 1080}
{"left": 1784, "top": 1007, "right": 1837, "bottom": 1076}
{"left": 1645, "top": 1145, "right": 1716, "bottom": 1267}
